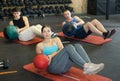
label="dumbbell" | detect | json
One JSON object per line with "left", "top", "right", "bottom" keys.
{"left": 0, "top": 59, "right": 9, "bottom": 69}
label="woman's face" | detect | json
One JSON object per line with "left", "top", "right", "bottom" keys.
{"left": 63, "top": 10, "right": 71, "bottom": 19}
{"left": 12, "top": 11, "right": 21, "bottom": 19}
{"left": 42, "top": 27, "right": 52, "bottom": 39}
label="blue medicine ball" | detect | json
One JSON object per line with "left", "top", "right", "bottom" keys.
{"left": 62, "top": 22, "right": 77, "bottom": 36}
{"left": 4, "top": 25, "right": 18, "bottom": 41}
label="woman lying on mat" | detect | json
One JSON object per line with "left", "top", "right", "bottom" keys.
{"left": 9, "top": 7, "right": 42, "bottom": 41}
{"left": 61, "top": 10, "right": 116, "bottom": 39}
{"left": 35, "top": 25, "right": 104, "bottom": 75}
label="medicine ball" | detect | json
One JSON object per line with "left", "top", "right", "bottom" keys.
{"left": 33, "top": 54, "right": 49, "bottom": 69}
{"left": 3, "top": 25, "right": 18, "bottom": 41}
{"left": 62, "top": 22, "right": 77, "bottom": 36}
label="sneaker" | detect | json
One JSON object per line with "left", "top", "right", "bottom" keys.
{"left": 107, "top": 29, "right": 116, "bottom": 38}
{"left": 83, "top": 63, "right": 104, "bottom": 75}
{"left": 103, "top": 31, "right": 110, "bottom": 39}
{"left": 51, "top": 32, "right": 58, "bottom": 38}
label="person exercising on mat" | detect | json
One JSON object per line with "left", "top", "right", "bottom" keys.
{"left": 61, "top": 10, "right": 116, "bottom": 39}
{"left": 9, "top": 7, "right": 30, "bottom": 33}
{"left": 9, "top": 7, "right": 42, "bottom": 41}
{"left": 36, "top": 25, "right": 104, "bottom": 75}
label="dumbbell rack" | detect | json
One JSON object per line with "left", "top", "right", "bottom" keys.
{"left": 0, "top": 0, "right": 73, "bottom": 20}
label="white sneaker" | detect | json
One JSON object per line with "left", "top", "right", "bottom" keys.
{"left": 51, "top": 32, "right": 58, "bottom": 38}
{"left": 83, "top": 63, "right": 104, "bottom": 75}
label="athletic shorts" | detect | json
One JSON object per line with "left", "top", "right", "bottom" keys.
{"left": 74, "top": 26, "right": 92, "bottom": 39}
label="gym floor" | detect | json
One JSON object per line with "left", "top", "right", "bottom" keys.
{"left": 0, "top": 14, "right": 120, "bottom": 81}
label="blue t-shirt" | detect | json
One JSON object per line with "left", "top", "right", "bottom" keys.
{"left": 43, "top": 44, "right": 59, "bottom": 56}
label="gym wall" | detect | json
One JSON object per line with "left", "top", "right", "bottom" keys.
{"left": 70, "top": 0, "right": 87, "bottom": 14}
{"left": 71, "top": 0, "right": 120, "bottom": 15}
{"left": 87, "top": 0, "right": 116, "bottom": 15}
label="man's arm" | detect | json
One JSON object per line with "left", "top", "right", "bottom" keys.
{"left": 74, "top": 16, "right": 85, "bottom": 26}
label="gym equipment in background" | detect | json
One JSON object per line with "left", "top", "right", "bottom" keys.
{"left": 0, "top": 59, "right": 9, "bottom": 69}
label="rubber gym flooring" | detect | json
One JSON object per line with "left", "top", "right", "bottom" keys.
{"left": 0, "top": 14, "right": 120, "bottom": 81}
